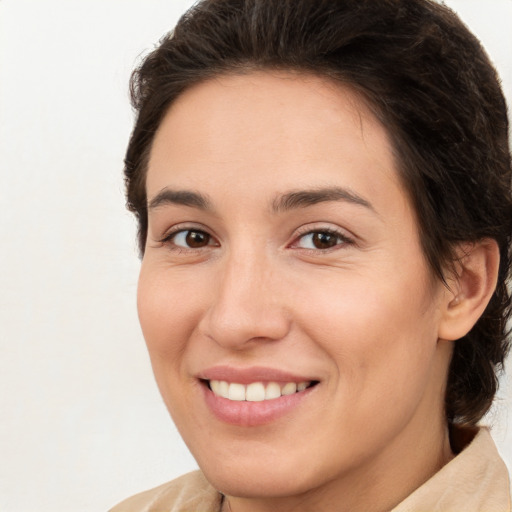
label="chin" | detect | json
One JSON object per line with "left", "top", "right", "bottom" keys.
{"left": 196, "top": 448, "right": 333, "bottom": 500}
{"left": 203, "top": 466, "right": 309, "bottom": 499}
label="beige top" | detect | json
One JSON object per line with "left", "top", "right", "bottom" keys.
{"left": 110, "top": 428, "right": 511, "bottom": 512}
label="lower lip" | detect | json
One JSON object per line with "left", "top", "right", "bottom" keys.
{"left": 202, "top": 383, "right": 315, "bottom": 427}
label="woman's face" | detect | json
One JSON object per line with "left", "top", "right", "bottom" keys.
{"left": 138, "top": 72, "right": 452, "bottom": 501}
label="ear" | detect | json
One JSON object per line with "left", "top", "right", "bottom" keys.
{"left": 438, "top": 239, "right": 500, "bottom": 341}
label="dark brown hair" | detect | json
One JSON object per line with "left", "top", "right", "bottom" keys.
{"left": 124, "top": 0, "right": 512, "bottom": 426}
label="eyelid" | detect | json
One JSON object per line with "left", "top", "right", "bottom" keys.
{"left": 157, "top": 223, "right": 219, "bottom": 248}
{"left": 289, "top": 224, "right": 355, "bottom": 250}
{"left": 157, "top": 222, "right": 208, "bottom": 240}
{"left": 154, "top": 222, "right": 354, "bottom": 252}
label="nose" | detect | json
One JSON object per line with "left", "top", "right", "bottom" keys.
{"left": 198, "top": 250, "right": 291, "bottom": 350}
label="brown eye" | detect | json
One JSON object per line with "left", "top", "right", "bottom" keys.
{"left": 170, "top": 229, "right": 213, "bottom": 248}
{"left": 311, "top": 232, "right": 338, "bottom": 249}
{"left": 184, "top": 230, "right": 210, "bottom": 248}
{"left": 294, "top": 230, "right": 350, "bottom": 250}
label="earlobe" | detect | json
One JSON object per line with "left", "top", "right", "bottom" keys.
{"left": 438, "top": 239, "right": 500, "bottom": 341}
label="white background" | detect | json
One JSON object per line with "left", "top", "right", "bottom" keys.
{"left": 0, "top": 1, "right": 511, "bottom": 510}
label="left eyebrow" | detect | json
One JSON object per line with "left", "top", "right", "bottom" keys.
{"left": 271, "top": 186, "right": 376, "bottom": 214}
{"left": 147, "top": 188, "right": 212, "bottom": 211}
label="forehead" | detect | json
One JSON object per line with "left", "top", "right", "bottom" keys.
{"left": 147, "top": 71, "right": 406, "bottom": 213}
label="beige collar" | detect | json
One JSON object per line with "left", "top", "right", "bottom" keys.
{"left": 391, "top": 427, "right": 511, "bottom": 512}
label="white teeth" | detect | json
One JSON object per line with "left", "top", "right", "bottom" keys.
{"left": 209, "top": 380, "right": 312, "bottom": 401}
{"left": 228, "top": 383, "right": 246, "bottom": 401}
{"left": 246, "top": 382, "right": 266, "bottom": 402}
{"left": 281, "top": 382, "right": 297, "bottom": 395}
{"left": 210, "top": 380, "right": 221, "bottom": 395}
{"left": 265, "top": 382, "right": 281, "bottom": 400}
{"left": 218, "top": 380, "right": 229, "bottom": 397}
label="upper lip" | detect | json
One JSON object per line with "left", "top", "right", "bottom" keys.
{"left": 198, "top": 365, "right": 318, "bottom": 385}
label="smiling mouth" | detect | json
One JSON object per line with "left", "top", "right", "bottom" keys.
{"left": 206, "top": 380, "right": 318, "bottom": 402}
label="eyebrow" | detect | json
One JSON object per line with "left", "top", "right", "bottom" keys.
{"left": 271, "top": 187, "right": 375, "bottom": 213}
{"left": 148, "top": 189, "right": 212, "bottom": 211}
{"left": 147, "top": 186, "right": 375, "bottom": 215}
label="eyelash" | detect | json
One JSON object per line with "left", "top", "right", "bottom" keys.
{"left": 158, "top": 225, "right": 354, "bottom": 253}
{"left": 158, "top": 225, "right": 218, "bottom": 252}
{"left": 290, "top": 226, "right": 354, "bottom": 252}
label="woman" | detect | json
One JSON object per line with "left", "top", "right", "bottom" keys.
{"left": 111, "top": 0, "right": 512, "bottom": 510}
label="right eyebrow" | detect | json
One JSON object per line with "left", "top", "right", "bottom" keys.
{"left": 147, "top": 188, "right": 212, "bottom": 211}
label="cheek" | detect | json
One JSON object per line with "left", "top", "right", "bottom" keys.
{"left": 292, "top": 266, "right": 440, "bottom": 400}
{"left": 137, "top": 264, "right": 205, "bottom": 364}
{"left": 136, "top": 264, "right": 213, "bottom": 428}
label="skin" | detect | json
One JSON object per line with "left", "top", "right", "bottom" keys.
{"left": 138, "top": 71, "right": 460, "bottom": 512}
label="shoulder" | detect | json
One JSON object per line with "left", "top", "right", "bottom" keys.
{"left": 109, "top": 470, "right": 222, "bottom": 512}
